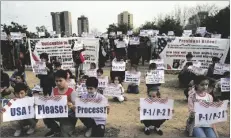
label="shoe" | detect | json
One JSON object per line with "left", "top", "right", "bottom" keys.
{"left": 144, "top": 127, "right": 150, "bottom": 135}
{"left": 155, "top": 128, "right": 163, "bottom": 136}
{"left": 45, "top": 130, "right": 58, "bottom": 137}
{"left": 84, "top": 128, "right": 92, "bottom": 137}
{"left": 14, "top": 130, "right": 22, "bottom": 137}
{"left": 26, "top": 128, "right": 35, "bottom": 135}
{"left": 149, "top": 125, "right": 155, "bottom": 130}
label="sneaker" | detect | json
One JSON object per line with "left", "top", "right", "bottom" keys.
{"left": 149, "top": 125, "right": 155, "bottom": 130}
{"left": 155, "top": 128, "right": 163, "bottom": 136}
{"left": 26, "top": 128, "right": 35, "bottom": 135}
{"left": 84, "top": 128, "right": 92, "bottom": 137}
{"left": 45, "top": 130, "right": 56, "bottom": 137}
{"left": 144, "top": 127, "right": 150, "bottom": 135}
{"left": 14, "top": 130, "right": 22, "bottom": 137}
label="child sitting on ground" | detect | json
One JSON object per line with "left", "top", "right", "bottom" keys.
{"left": 127, "top": 65, "right": 140, "bottom": 94}
{"left": 112, "top": 76, "right": 127, "bottom": 102}
{"left": 97, "top": 68, "right": 108, "bottom": 94}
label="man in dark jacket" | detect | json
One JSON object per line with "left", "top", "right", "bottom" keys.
{"left": 1, "top": 69, "right": 11, "bottom": 98}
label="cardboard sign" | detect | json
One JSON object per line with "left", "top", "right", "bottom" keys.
{"left": 214, "top": 63, "right": 230, "bottom": 75}
{"left": 140, "top": 98, "right": 174, "bottom": 120}
{"left": 112, "top": 61, "right": 126, "bottom": 71}
{"left": 35, "top": 96, "right": 68, "bottom": 119}
{"left": 2, "top": 97, "right": 35, "bottom": 122}
{"left": 75, "top": 97, "right": 108, "bottom": 118}
{"left": 125, "top": 71, "right": 141, "bottom": 85}
{"left": 129, "top": 37, "right": 140, "bottom": 45}
{"left": 194, "top": 100, "right": 228, "bottom": 126}
{"left": 98, "top": 76, "right": 109, "bottom": 88}
{"left": 149, "top": 59, "right": 165, "bottom": 70}
{"left": 103, "top": 84, "right": 122, "bottom": 97}
{"left": 221, "top": 78, "right": 230, "bottom": 92}
{"left": 32, "top": 61, "right": 47, "bottom": 75}
{"left": 188, "top": 66, "right": 207, "bottom": 75}
{"left": 145, "top": 70, "right": 165, "bottom": 84}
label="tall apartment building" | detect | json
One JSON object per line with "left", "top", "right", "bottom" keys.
{"left": 77, "top": 15, "right": 89, "bottom": 36}
{"left": 118, "top": 11, "right": 133, "bottom": 28}
{"left": 51, "top": 11, "right": 72, "bottom": 36}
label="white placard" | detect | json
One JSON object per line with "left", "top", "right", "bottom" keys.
{"left": 72, "top": 39, "right": 84, "bottom": 51}
{"left": 187, "top": 66, "right": 207, "bottom": 75}
{"left": 112, "top": 61, "right": 126, "bottom": 71}
{"left": 211, "top": 34, "right": 221, "bottom": 38}
{"left": 38, "top": 32, "right": 45, "bottom": 37}
{"left": 140, "top": 30, "right": 148, "bottom": 36}
{"left": 221, "top": 78, "right": 230, "bottom": 92}
{"left": 214, "top": 63, "right": 230, "bottom": 75}
{"left": 86, "top": 69, "right": 97, "bottom": 77}
{"left": 10, "top": 32, "right": 22, "bottom": 40}
{"left": 1, "top": 32, "right": 7, "bottom": 40}
{"left": 35, "top": 96, "right": 68, "bottom": 119}
{"left": 75, "top": 97, "right": 108, "bottom": 118}
{"left": 149, "top": 59, "right": 165, "bottom": 70}
{"left": 196, "top": 27, "right": 206, "bottom": 36}
{"left": 117, "top": 31, "right": 122, "bottom": 35}
{"left": 115, "top": 40, "right": 126, "bottom": 48}
{"left": 110, "top": 32, "right": 116, "bottom": 36}
{"left": 168, "top": 31, "right": 174, "bottom": 36}
{"left": 129, "top": 37, "right": 140, "bottom": 45}
{"left": 2, "top": 97, "right": 35, "bottom": 122}
{"left": 140, "top": 98, "right": 174, "bottom": 120}
{"left": 76, "top": 84, "right": 88, "bottom": 96}
{"left": 145, "top": 70, "right": 165, "bottom": 84}
{"left": 125, "top": 71, "right": 141, "bottom": 85}
{"left": 182, "top": 30, "right": 192, "bottom": 37}
{"left": 98, "top": 76, "right": 109, "bottom": 88}
{"left": 32, "top": 61, "right": 47, "bottom": 75}
{"left": 127, "top": 30, "right": 133, "bottom": 35}
{"left": 103, "top": 84, "right": 122, "bottom": 97}
{"left": 194, "top": 100, "right": 228, "bottom": 126}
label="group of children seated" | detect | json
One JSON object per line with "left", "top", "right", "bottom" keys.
{"left": 0, "top": 52, "right": 229, "bottom": 138}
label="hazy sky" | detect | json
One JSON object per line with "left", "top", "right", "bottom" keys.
{"left": 1, "top": 1, "right": 229, "bottom": 34}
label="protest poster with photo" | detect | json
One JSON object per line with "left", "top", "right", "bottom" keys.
{"left": 187, "top": 66, "right": 207, "bottom": 76}
{"left": 103, "top": 84, "right": 122, "bottom": 97}
{"left": 112, "top": 60, "right": 126, "bottom": 71}
{"left": 75, "top": 97, "right": 108, "bottom": 118}
{"left": 194, "top": 100, "right": 228, "bottom": 126}
{"left": 34, "top": 96, "right": 68, "bottom": 119}
{"left": 145, "top": 70, "right": 165, "bottom": 84}
{"left": 129, "top": 37, "right": 140, "bottom": 45}
{"left": 213, "top": 63, "right": 230, "bottom": 75}
{"left": 32, "top": 61, "right": 47, "bottom": 75}
{"left": 125, "top": 71, "right": 141, "bottom": 85}
{"left": 157, "top": 37, "right": 230, "bottom": 70}
{"left": 2, "top": 97, "right": 35, "bottom": 122}
{"left": 149, "top": 59, "right": 165, "bottom": 70}
{"left": 140, "top": 98, "right": 174, "bottom": 120}
{"left": 98, "top": 76, "right": 109, "bottom": 88}
{"left": 221, "top": 78, "right": 230, "bottom": 92}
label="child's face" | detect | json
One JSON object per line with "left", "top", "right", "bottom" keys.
{"left": 197, "top": 80, "right": 209, "bottom": 92}
{"left": 87, "top": 87, "right": 97, "bottom": 94}
{"left": 41, "top": 58, "right": 47, "bottom": 62}
{"left": 148, "top": 91, "right": 158, "bottom": 98}
{"left": 15, "top": 90, "right": 26, "bottom": 98}
{"left": 114, "top": 77, "right": 120, "bottom": 85}
{"left": 16, "top": 76, "right": 23, "bottom": 83}
{"left": 97, "top": 72, "right": 102, "bottom": 77}
{"left": 55, "top": 77, "right": 67, "bottom": 89}
{"left": 130, "top": 67, "right": 136, "bottom": 73}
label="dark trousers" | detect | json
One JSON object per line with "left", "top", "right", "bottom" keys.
{"left": 42, "top": 87, "right": 52, "bottom": 96}
{"left": 127, "top": 85, "right": 139, "bottom": 94}
{"left": 43, "top": 117, "right": 77, "bottom": 137}
{"left": 142, "top": 119, "right": 166, "bottom": 128}
{"left": 80, "top": 118, "right": 105, "bottom": 137}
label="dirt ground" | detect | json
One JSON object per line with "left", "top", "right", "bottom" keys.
{"left": 1, "top": 68, "right": 230, "bottom": 137}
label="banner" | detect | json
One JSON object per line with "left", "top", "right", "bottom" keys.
{"left": 157, "top": 37, "right": 230, "bottom": 70}
{"left": 145, "top": 70, "right": 165, "bottom": 84}
{"left": 98, "top": 76, "right": 109, "bottom": 88}
{"left": 112, "top": 61, "right": 126, "bottom": 71}
{"left": 103, "top": 84, "right": 122, "bottom": 97}
{"left": 213, "top": 63, "right": 230, "bottom": 75}
{"left": 2, "top": 97, "right": 35, "bottom": 122}
{"left": 32, "top": 61, "right": 47, "bottom": 75}
{"left": 75, "top": 97, "right": 108, "bottom": 118}
{"left": 149, "top": 59, "right": 165, "bottom": 70}
{"left": 129, "top": 37, "right": 140, "bottom": 45}
{"left": 221, "top": 78, "right": 230, "bottom": 92}
{"left": 194, "top": 100, "right": 228, "bottom": 126}
{"left": 35, "top": 96, "right": 68, "bottom": 119}
{"left": 140, "top": 98, "right": 174, "bottom": 120}
{"left": 125, "top": 71, "right": 141, "bottom": 85}
{"left": 187, "top": 66, "right": 207, "bottom": 76}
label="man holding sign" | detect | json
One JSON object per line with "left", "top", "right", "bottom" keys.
{"left": 76, "top": 77, "right": 109, "bottom": 137}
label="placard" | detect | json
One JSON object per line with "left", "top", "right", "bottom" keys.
{"left": 98, "top": 76, "right": 109, "bottom": 88}
{"left": 125, "top": 71, "right": 141, "bottom": 85}
{"left": 196, "top": 27, "right": 206, "bottom": 36}
{"left": 211, "top": 34, "right": 221, "bottom": 38}
{"left": 140, "top": 98, "right": 174, "bottom": 120}
{"left": 115, "top": 40, "right": 126, "bottom": 48}
{"left": 103, "top": 84, "right": 122, "bottom": 97}
{"left": 10, "top": 32, "right": 22, "bottom": 40}
{"left": 221, "top": 78, "right": 230, "bottom": 92}
{"left": 2, "top": 97, "right": 35, "bottom": 122}
{"left": 214, "top": 63, "right": 230, "bottom": 75}
{"left": 112, "top": 61, "right": 126, "bottom": 71}
{"left": 129, "top": 37, "right": 140, "bottom": 45}
{"left": 75, "top": 97, "right": 108, "bottom": 118}
{"left": 75, "top": 84, "right": 88, "bottom": 96}
{"left": 1, "top": 32, "right": 7, "bottom": 40}
{"left": 167, "top": 31, "right": 174, "bottom": 36}
{"left": 117, "top": 31, "right": 122, "bottom": 35}
{"left": 194, "top": 100, "right": 228, "bottom": 126}
{"left": 149, "top": 59, "right": 165, "bottom": 70}
{"left": 38, "top": 32, "right": 45, "bottom": 37}
{"left": 32, "top": 61, "right": 47, "bottom": 75}
{"left": 110, "top": 32, "right": 116, "bottom": 36}
{"left": 127, "top": 30, "right": 133, "bottom": 35}
{"left": 145, "top": 70, "right": 165, "bottom": 84}
{"left": 182, "top": 30, "right": 192, "bottom": 37}
{"left": 34, "top": 96, "right": 68, "bottom": 119}
{"left": 86, "top": 69, "right": 97, "bottom": 77}
{"left": 187, "top": 66, "right": 207, "bottom": 76}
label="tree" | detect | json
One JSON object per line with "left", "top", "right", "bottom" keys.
{"left": 107, "top": 23, "right": 118, "bottom": 34}
{"left": 36, "top": 25, "right": 50, "bottom": 38}
{"left": 117, "top": 23, "right": 133, "bottom": 34}
{"left": 140, "top": 21, "right": 158, "bottom": 30}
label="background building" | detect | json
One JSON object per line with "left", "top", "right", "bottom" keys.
{"left": 118, "top": 11, "right": 133, "bottom": 28}
{"left": 51, "top": 11, "right": 72, "bottom": 37}
{"left": 77, "top": 15, "right": 89, "bottom": 36}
